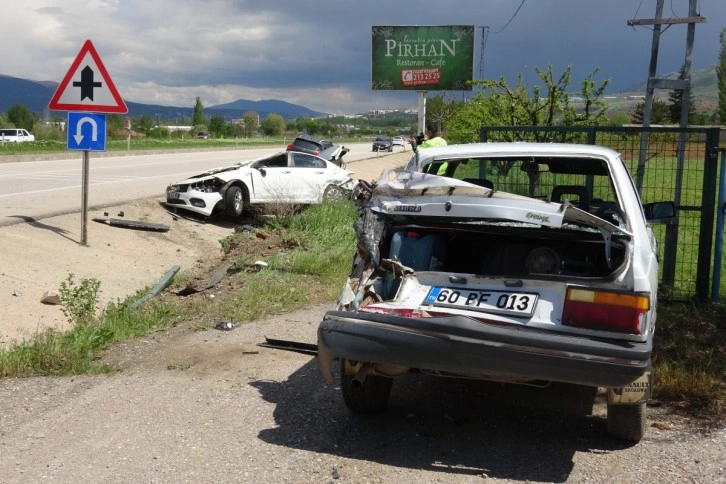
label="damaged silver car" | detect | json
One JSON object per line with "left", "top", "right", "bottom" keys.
{"left": 317, "top": 142, "right": 675, "bottom": 441}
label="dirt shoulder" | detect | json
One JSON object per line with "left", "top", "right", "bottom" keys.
{"left": 0, "top": 150, "right": 410, "bottom": 346}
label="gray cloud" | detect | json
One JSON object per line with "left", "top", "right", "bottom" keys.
{"left": 3, "top": 0, "right": 724, "bottom": 114}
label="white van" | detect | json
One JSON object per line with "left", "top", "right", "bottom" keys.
{"left": 0, "top": 128, "right": 35, "bottom": 143}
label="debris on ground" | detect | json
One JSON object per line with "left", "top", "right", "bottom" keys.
{"left": 214, "top": 321, "right": 238, "bottom": 331}
{"left": 41, "top": 290, "right": 61, "bottom": 305}
{"left": 129, "top": 266, "right": 180, "bottom": 309}
{"left": 176, "top": 260, "right": 235, "bottom": 296}
{"left": 234, "top": 224, "right": 256, "bottom": 234}
{"left": 92, "top": 218, "right": 170, "bottom": 232}
{"left": 257, "top": 337, "right": 318, "bottom": 356}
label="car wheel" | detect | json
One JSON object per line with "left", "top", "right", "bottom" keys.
{"left": 224, "top": 186, "right": 244, "bottom": 218}
{"left": 607, "top": 402, "right": 646, "bottom": 441}
{"left": 339, "top": 359, "right": 393, "bottom": 413}
{"left": 323, "top": 185, "right": 347, "bottom": 202}
{"left": 388, "top": 147, "right": 393, "bottom": 152}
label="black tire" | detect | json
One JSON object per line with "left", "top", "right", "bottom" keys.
{"left": 323, "top": 185, "right": 347, "bottom": 202}
{"left": 224, "top": 186, "right": 244, "bottom": 218}
{"left": 607, "top": 402, "right": 646, "bottom": 441}
{"left": 339, "top": 359, "right": 393, "bottom": 413}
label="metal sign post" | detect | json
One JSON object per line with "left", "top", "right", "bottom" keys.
{"left": 47, "top": 40, "right": 128, "bottom": 246}
{"left": 81, "top": 151, "right": 90, "bottom": 245}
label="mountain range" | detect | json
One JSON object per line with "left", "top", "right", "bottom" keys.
{"left": 1, "top": 63, "right": 720, "bottom": 122}
{"left": 0, "top": 74, "right": 324, "bottom": 121}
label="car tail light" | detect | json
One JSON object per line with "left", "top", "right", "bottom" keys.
{"left": 562, "top": 288, "right": 649, "bottom": 335}
{"left": 313, "top": 151, "right": 320, "bottom": 156}
{"left": 287, "top": 144, "right": 294, "bottom": 150}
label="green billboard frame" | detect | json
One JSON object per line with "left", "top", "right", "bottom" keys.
{"left": 372, "top": 25, "right": 475, "bottom": 91}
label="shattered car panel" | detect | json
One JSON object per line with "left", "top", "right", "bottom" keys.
{"left": 318, "top": 142, "right": 674, "bottom": 441}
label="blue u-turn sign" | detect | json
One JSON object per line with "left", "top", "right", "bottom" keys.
{"left": 67, "top": 112, "right": 107, "bottom": 151}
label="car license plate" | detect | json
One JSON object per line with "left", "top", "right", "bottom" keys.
{"left": 424, "top": 287, "right": 538, "bottom": 317}
{"left": 167, "top": 192, "right": 180, "bottom": 200}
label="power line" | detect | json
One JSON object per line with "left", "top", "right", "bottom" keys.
{"left": 495, "top": 0, "right": 526, "bottom": 34}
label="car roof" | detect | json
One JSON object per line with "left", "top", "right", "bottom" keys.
{"left": 413, "top": 142, "right": 620, "bottom": 161}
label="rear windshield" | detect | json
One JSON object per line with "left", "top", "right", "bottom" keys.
{"left": 421, "top": 156, "right": 618, "bottom": 211}
{"left": 293, "top": 138, "right": 321, "bottom": 151}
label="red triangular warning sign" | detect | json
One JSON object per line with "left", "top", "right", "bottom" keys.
{"left": 48, "top": 40, "right": 128, "bottom": 113}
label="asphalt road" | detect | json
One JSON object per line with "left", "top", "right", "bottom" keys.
{"left": 0, "top": 143, "right": 410, "bottom": 226}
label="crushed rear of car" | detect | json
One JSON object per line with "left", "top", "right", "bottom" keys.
{"left": 318, "top": 143, "right": 675, "bottom": 441}
{"left": 287, "top": 134, "right": 349, "bottom": 167}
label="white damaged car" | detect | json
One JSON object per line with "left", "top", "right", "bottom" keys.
{"left": 166, "top": 151, "right": 355, "bottom": 219}
{"left": 318, "top": 142, "right": 675, "bottom": 441}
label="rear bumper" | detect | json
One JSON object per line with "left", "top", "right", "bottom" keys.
{"left": 318, "top": 310, "right": 652, "bottom": 388}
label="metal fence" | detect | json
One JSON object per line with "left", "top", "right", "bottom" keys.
{"left": 479, "top": 126, "right": 722, "bottom": 301}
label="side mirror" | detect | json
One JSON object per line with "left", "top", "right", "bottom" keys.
{"left": 643, "top": 201, "right": 675, "bottom": 222}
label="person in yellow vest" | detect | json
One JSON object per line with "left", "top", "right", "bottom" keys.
{"left": 419, "top": 126, "right": 447, "bottom": 149}
{"left": 419, "top": 126, "right": 448, "bottom": 175}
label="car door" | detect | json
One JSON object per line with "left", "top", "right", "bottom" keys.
{"left": 248, "top": 153, "right": 297, "bottom": 203}
{"left": 288, "top": 152, "right": 330, "bottom": 203}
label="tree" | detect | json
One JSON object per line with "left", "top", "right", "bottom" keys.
{"left": 208, "top": 114, "right": 226, "bottom": 138}
{"left": 261, "top": 113, "right": 286, "bottom": 136}
{"left": 717, "top": 27, "right": 726, "bottom": 124}
{"left": 135, "top": 114, "right": 154, "bottom": 134}
{"left": 242, "top": 111, "right": 258, "bottom": 138}
{"left": 426, "top": 94, "right": 459, "bottom": 134}
{"left": 7, "top": 104, "right": 35, "bottom": 131}
{"left": 631, "top": 99, "right": 669, "bottom": 125}
{"left": 667, "top": 66, "right": 695, "bottom": 124}
{"left": 107, "top": 114, "right": 126, "bottom": 134}
{"left": 192, "top": 97, "right": 204, "bottom": 126}
{"left": 446, "top": 65, "right": 610, "bottom": 143}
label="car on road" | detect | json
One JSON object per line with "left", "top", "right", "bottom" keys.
{"left": 286, "top": 134, "right": 349, "bottom": 167}
{"left": 318, "top": 142, "right": 675, "bottom": 441}
{"left": 391, "top": 136, "right": 406, "bottom": 148}
{"left": 372, "top": 137, "right": 393, "bottom": 152}
{"left": 0, "top": 128, "right": 35, "bottom": 143}
{"left": 166, "top": 151, "right": 355, "bottom": 219}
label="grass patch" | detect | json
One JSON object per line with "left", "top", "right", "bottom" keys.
{"left": 653, "top": 301, "right": 726, "bottom": 412}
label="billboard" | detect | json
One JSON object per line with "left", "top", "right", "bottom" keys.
{"left": 372, "top": 25, "right": 475, "bottom": 91}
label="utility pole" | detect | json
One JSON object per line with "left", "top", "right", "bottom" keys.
{"left": 628, "top": 0, "right": 706, "bottom": 286}
{"left": 478, "top": 26, "right": 490, "bottom": 83}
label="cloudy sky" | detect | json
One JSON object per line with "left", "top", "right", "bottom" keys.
{"left": 2, "top": 0, "right": 724, "bottom": 114}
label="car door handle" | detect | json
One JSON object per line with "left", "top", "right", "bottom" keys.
{"left": 281, "top": 170, "right": 292, "bottom": 174}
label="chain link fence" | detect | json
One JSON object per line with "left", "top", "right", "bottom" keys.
{"left": 480, "top": 126, "right": 722, "bottom": 300}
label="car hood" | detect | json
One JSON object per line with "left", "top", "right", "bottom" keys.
{"left": 173, "top": 160, "right": 256, "bottom": 184}
{"left": 368, "top": 169, "right": 631, "bottom": 238}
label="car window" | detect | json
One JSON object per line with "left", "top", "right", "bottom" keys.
{"left": 292, "top": 153, "right": 326, "bottom": 168}
{"left": 428, "top": 156, "right": 618, "bottom": 210}
{"left": 255, "top": 153, "right": 288, "bottom": 168}
{"left": 0, "top": 129, "right": 17, "bottom": 136}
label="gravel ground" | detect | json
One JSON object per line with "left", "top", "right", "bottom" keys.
{"left": 1, "top": 304, "right": 724, "bottom": 483}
